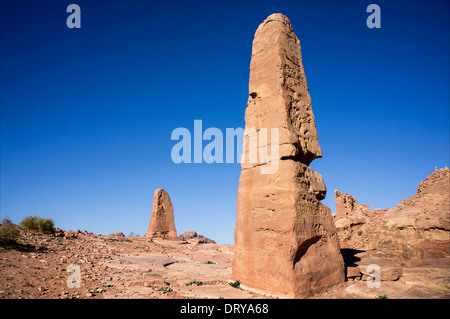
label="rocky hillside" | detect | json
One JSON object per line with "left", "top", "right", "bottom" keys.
{"left": 335, "top": 168, "right": 450, "bottom": 259}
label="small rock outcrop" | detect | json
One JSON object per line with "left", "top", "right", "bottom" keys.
{"left": 145, "top": 189, "right": 178, "bottom": 240}
{"left": 54, "top": 228, "right": 97, "bottom": 239}
{"left": 107, "top": 232, "right": 125, "bottom": 238}
{"left": 178, "top": 231, "right": 216, "bottom": 244}
{"left": 334, "top": 191, "right": 386, "bottom": 250}
{"left": 232, "top": 13, "right": 344, "bottom": 298}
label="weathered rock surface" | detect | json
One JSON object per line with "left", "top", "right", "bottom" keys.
{"left": 335, "top": 168, "right": 450, "bottom": 259}
{"left": 372, "top": 168, "right": 450, "bottom": 258}
{"left": 232, "top": 13, "right": 345, "bottom": 298}
{"left": 145, "top": 189, "right": 178, "bottom": 240}
{"left": 108, "top": 232, "right": 125, "bottom": 238}
{"left": 178, "top": 231, "right": 216, "bottom": 244}
{"left": 335, "top": 191, "right": 371, "bottom": 220}
{"left": 334, "top": 191, "right": 387, "bottom": 250}
{"left": 319, "top": 249, "right": 449, "bottom": 299}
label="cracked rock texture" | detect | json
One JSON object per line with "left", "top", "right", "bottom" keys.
{"left": 232, "top": 13, "right": 344, "bottom": 298}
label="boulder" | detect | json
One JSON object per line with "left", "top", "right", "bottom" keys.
{"left": 346, "top": 266, "right": 361, "bottom": 279}
{"left": 380, "top": 268, "right": 403, "bottom": 281}
{"left": 232, "top": 13, "right": 345, "bottom": 298}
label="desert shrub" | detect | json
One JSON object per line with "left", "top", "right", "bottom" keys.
{"left": 229, "top": 280, "right": 241, "bottom": 289}
{"left": 19, "top": 216, "right": 39, "bottom": 232}
{"left": 375, "top": 294, "right": 388, "bottom": 299}
{"left": 357, "top": 229, "right": 363, "bottom": 236}
{"left": 160, "top": 286, "right": 173, "bottom": 293}
{"left": 0, "top": 218, "right": 21, "bottom": 244}
{"left": 19, "top": 216, "right": 55, "bottom": 235}
{"left": 185, "top": 279, "right": 203, "bottom": 286}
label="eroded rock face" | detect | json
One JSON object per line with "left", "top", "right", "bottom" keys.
{"left": 372, "top": 168, "right": 450, "bottom": 258}
{"left": 145, "top": 189, "right": 178, "bottom": 240}
{"left": 335, "top": 190, "right": 371, "bottom": 219}
{"left": 334, "top": 190, "right": 387, "bottom": 250}
{"left": 335, "top": 168, "right": 450, "bottom": 259}
{"left": 232, "top": 13, "right": 345, "bottom": 298}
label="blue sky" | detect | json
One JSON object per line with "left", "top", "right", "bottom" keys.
{"left": 1, "top": 0, "right": 448, "bottom": 244}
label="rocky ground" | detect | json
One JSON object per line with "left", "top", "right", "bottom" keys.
{"left": 319, "top": 249, "right": 449, "bottom": 299}
{"left": 0, "top": 229, "right": 260, "bottom": 299}
{"left": 1, "top": 227, "right": 449, "bottom": 299}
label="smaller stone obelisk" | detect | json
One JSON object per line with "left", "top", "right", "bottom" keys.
{"left": 145, "top": 189, "right": 178, "bottom": 240}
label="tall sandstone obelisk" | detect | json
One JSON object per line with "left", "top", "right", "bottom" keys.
{"left": 145, "top": 189, "right": 178, "bottom": 240}
{"left": 232, "top": 13, "right": 345, "bottom": 298}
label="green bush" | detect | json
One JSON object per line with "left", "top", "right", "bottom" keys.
{"left": 229, "top": 280, "right": 241, "bottom": 289}
{"left": 375, "top": 294, "right": 388, "bottom": 299}
{"left": 185, "top": 279, "right": 203, "bottom": 286}
{"left": 160, "top": 286, "right": 173, "bottom": 293}
{"left": 0, "top": 218, "right": 21, "bottom": 244}
{"left": 19, "top": 216, "right": 55, "bottom": 235}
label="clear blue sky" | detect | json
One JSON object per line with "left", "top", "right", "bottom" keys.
{"left": 1, "top": 0, "right": 448, "bottom": 244}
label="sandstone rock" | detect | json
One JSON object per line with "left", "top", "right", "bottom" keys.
{"left": 335, "top": 169, "right": 450, "bottom": 259}
{"left": 380, "top": 267, "right": 403, "bottom": 281}
{"left": 54, "top": 228, "right": 64, "bottom": 237}
{"left": 346, "top": 266, "right": 361, "bottom": 279}
{"left": 335, "top": 190, "right": 371, "bottom": 219}
{"left": 145, "top": 189, "right": 178, "bottom": 240}
{"left": 108, "top": 232, "right": 125, "bottom": 238}
{"left": 178, "top": 231, "right": 216, "bottom": 244}
{"left": 372, "top": 169, "right": 450, "bottom": 258}
{"left": 64, "top": 230, "right": 78, "bottom": 239}
{"left": 333, "top": 191, "right": 385, "bottom": 250}
{"left": 359, "top": 266, "right": 403, "bottom": 282}
{"left": 232, "top": 13, "right": 345, "bottom": 298}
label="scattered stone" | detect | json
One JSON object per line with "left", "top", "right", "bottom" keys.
{"left": 64, "top": 230, "right": 78, "bottom": 239}
{"left": 54, "top": 228, "right": 65, "bottom": 237}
